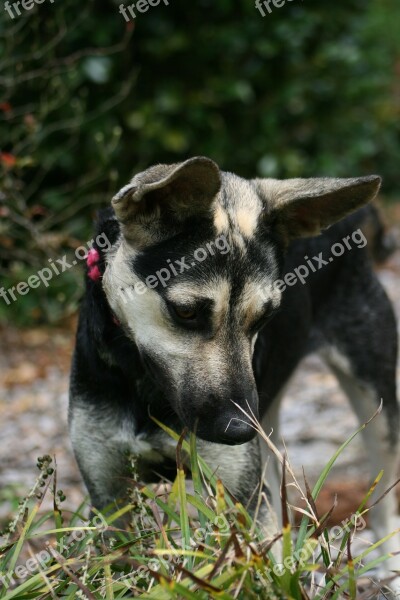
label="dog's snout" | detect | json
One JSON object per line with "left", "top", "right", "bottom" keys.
{"left": 186, "top": 390, "right": 258, "bottom": 445}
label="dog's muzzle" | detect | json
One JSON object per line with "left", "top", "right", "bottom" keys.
{"left": 185, "top": 392, "right": 258, "bottom": 445}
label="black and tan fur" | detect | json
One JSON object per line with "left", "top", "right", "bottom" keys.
{"left": 69, "top": 157, "right": 399, "bottom": 583}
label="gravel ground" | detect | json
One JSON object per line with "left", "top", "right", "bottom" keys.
{"left": 1, "top": 251, "right": 400, "bottom": 531}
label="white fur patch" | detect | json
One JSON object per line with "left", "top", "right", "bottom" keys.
{"left": 214, "top": 173, "right": 264, "bottom": 248}
{"left": 235, "top": 207, "right": 260, "bottom": 238}
{"left": 214, "top": 205, "right": 230, "bottom": 233}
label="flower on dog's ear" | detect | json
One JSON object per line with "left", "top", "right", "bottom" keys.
{"left": 87, "top": 248, "right": 102, "bottom": 282}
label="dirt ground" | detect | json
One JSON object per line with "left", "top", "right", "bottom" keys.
{"left": 1, "top": 238, "right": 400, "bottom": 531}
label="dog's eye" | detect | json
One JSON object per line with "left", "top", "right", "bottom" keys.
{"left": 173, "top": 307, "right": 197, "bottom": 320}
{"left": 166, "top": 299, "right": 211, "bottom": 330}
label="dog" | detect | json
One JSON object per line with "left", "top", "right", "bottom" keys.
{"left": 69, "top": 156, "right": 399, "bottom": 582}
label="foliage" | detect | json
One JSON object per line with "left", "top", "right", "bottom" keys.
{"left": 0, "top": 423, "right": 398, "bottom": 599}
{"left": 0, "top": 0, "right": 399, "bottom": 323}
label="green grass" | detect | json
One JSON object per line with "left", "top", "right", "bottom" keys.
{"left": 0, "top": 419, "right": 398, "bottom": 599}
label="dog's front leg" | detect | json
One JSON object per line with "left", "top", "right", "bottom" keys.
{"left": 69, "top": 401, "right": 135, "bottom": 513}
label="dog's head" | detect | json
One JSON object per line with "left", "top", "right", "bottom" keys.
{"left": 102, "top": 156, "right": 380, "bottom": 445}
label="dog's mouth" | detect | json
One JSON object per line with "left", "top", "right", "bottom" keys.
{"left": 181, "top": 408, "right": 257, "bottom": 446}
{"left": 195, "top": 419, "right": 256, "bottom": 445}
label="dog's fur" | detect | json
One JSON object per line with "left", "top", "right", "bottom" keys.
{"left": 69, "top": 157, "right": 399, "bottom": 578}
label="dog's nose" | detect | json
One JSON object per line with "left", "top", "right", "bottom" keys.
{"left": 217, "top": 416, "right": 255, "bottom": 445}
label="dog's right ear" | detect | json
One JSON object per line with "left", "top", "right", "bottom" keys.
{"left": 253, "top": 175, "right": 382, "bottom": 242}
{"left": 112, "top": 156, "right": 221, "bottom": 245}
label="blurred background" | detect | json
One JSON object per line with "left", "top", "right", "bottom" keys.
{"left": 0, "top": 0, "right": 399, "bottom": 525}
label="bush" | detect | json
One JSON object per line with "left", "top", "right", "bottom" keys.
{"left": 1, "top": 0, "right": 399, "bottom": 323}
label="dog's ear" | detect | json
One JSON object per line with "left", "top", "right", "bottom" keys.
{"left": 112, "top": 156, "right": 221, "bottom": 244}
{"left": 253, "top": 175, "right": 381, "bottom": 240}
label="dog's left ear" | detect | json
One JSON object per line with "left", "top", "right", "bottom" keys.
{"left": 253, "top": 175, "right": 381, "bottom": 239}
{"left": 112, "top": 156, "right": 221, "bottom": 244}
